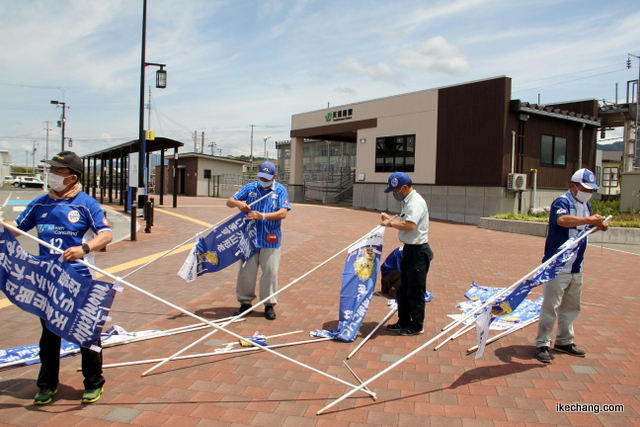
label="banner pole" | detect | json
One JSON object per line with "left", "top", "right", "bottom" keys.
{"left": 100, "top": 337, "right": 333, "bottom": 369}
{"left": 346, "top": 307, "right": 396, "bottom": 360}
{"left": 1, "top": 221, "right": 377, "bottom": 398}
{"left": 434, "top": 322, "right": 475, "bottom": 351}
{"left": 466, "top": 316, "right": 539, "bottom": 354}
{"left": 117, "top": 191, "right": 274, "bottom": 280}
{"left": 435, "top": 216, "right": 610, "bottom": 350}
{"left": 144, "top": 225, "right": 388, "bottom": 375}
{"left": 316, "top": 219, "right": 610, "bottom": 414}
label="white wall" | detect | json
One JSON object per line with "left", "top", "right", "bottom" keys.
{"left": 291, "top": 88, "right": 439, "bottom": 187}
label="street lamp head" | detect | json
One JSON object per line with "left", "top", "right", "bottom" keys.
{"left": 50, "top": 100, "right": 59, "bottom": 105}
{"left": 156, "top": 67, "right": 167, "bottom": 89}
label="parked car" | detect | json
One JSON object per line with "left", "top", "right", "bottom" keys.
{"left": 12, "top": 176, "right": 45, "bottom": 189}
{"left": 3, "top": 176, "right": 13, "bottom": 185}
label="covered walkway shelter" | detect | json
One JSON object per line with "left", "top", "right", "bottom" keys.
{"left": 81, "top": 137, "right": 184, "bottom": 208}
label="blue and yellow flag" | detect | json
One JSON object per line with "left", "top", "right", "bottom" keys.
{"left": 312, "top": 227, "right": 384, "bottom": 342}
{"left": 178, "top": 212, "right": 258, "bottom": 282}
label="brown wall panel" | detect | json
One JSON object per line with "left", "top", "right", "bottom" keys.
{"left": 436, "top": 77, "right": 511, "bottom": 186}
{"left": 506, "top": 100, "right": 599, "bottom": 189}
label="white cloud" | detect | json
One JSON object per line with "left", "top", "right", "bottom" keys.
{"left": 336, "top": 58, "right": 401, "bottom": 85}
{"left": 395, "top": 36, "right": 469, "bottom": 75}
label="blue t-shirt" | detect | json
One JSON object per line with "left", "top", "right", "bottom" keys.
{"left": 381, "top": 247, "right": 403, "bottom": 277}
{"left": 15, "top": 191, "right": 112, "bottom": 277}
{"left": 543, "top": 190, "right": 590, "bottom": 273}
{"left": 232, "top": 181, "right": 291, "bottom": 248}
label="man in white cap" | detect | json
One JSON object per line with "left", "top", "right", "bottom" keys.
{"left": 535, "top": 168, "right": 608, "bottom": 363}
{"left": 226, "top": 161, "right": 291, "bottom": 320}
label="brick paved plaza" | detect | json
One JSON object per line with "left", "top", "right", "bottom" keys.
{"left": 0, "top": 196, "right": 638, "bottom": 426}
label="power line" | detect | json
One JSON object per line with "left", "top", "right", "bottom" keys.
{"left": 513, "top": 62, "right": 627, "bottom": 85}
{"left": 513, "top": 68, "right": 628, "bottom": 94}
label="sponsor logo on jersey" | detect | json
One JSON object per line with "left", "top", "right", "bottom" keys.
{"left": 67, "top": 210, "right": 80, "bottom": 223}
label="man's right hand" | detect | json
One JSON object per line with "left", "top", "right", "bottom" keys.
{"left": 588, "top": 214, "right": 609, "bottom": 231}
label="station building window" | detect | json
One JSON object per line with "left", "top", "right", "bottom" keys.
{"left": 540, "top": 134, "right": 567, "bottom": 167}
{"left": 375, "top": 134, "right": 415, "bottom": 172}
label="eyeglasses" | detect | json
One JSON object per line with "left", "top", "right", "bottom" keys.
{"left": 49, "top": 167, "right": 73, "bottom": 176}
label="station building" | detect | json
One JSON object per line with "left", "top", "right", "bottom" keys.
{"left": 281, "top": 76, "right": 602, "bottom": 224}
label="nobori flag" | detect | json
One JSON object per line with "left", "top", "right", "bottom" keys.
{"left": 311, "top": 227, "right": 384, "bottom": 343}
{"left": 492, "top": 226, "right": 591, "bottom": 316}
{"left": 178, "top": 212, "right": 258, "bottom": 282}
{"left": 0, "top": 227, "right": 117, "bottom": 351}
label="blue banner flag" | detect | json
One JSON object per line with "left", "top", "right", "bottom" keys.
{"left": 0, "top": 227, "right": 117, "bottom": 351}
{"left": 311, "top": 227, "right": 385, "bottom": 343}
{"left": 178, "top": 212, "right": 258, "bottom": 282}
{"left": 492, "top": 226, "right": 592, "bottom": 316}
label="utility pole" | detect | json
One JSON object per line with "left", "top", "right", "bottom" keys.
{"left": 193, "top": 130, "right": 198, "bottom": 152}
{"left": 32, "top": 141, "right": 38, "bottom": 172}
{"left": 50, "top": 101, "right": 67, "bottom": 151}
{"left": 201, "top": 131, "right": 205, "bottom": 154}
{"left": 249, "top": 124, "right": 255, "bottom": 165}
{"left": 43, "top": 121, "right": 51, "bottom": 161}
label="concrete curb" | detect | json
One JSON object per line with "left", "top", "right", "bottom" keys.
{"left": 478, "top": 217, "right": 640, "bottom": 245}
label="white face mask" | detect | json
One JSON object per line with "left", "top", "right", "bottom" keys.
{"left": 47, "top": 173, "right": 68, "bottom": 192}
{"left": 574, "top": 190, "right": 592, "bottom": 204}
{"left": 259, "top": 180, "right": 273, "bottom": 189}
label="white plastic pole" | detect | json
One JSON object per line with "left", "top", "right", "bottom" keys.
{"left": 317, "top": 220, "right": 609, "bottom": 414}
{"left": 145, "top": 225, "right": 387, "bottom": 376}
{"left": 119, "top": 191, "right": 273, "bottom": 280}
{"left": 100, "top": 337, "right": 333, "bottom": 369}
{"left": 346, "top": 307, "right": 396, "bottom": 360}
{"left": 466, "top": 316, "right": 539, "bottom": 354}
{"left": 2, "top": 221, "right": 376, "bottom": 398}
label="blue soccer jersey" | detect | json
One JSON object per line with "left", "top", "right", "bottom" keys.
{"left": 232, "top": 181, "right": 291, "bottom": 248}
{"left": 543, "top": 190, "right": 590, "bottom": 274}
{"left": 15, "top": 191, "right": 112, "bottom": 277}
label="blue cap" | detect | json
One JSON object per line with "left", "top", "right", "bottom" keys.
{"left": 384, "top": 172, "right": 411, "bottom": 193}
{"left": 571, "top": 168, "right": 599, "bottom": 190}
{"left": 257, "top": 161, "right": 277, "bottom": 180}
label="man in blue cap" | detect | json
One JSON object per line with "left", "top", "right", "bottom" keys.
{"left": 380, "top": 172, "right": 432, "bottom": 336}
{"left": 535, "top": 168, "right": 608, "bottom": 363}
{"left": 226, "top": 161, "right": 291, "bottom": 320}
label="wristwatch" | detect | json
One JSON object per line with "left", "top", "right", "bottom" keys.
{"left": 81, "top": 243, "right": 91, "bottom": 254}
{"left": 388, "top": 219, "right": 393, "bottom": 228}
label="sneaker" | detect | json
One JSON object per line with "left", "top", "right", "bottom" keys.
{"left": 398, "top": 327, "right": 424, "bottom": 336}
{"left": 34, "top": 388, "right": 58, "bottom": 405}
{"left": 233, "top": 303, "right": 251, "bottom": 316}
{"left": 535, "top": 346, "right": 552, "bottom": 363}
{"left": 386, "top": 322, "right": 403, "bottom": 332}
{"left": 264, "top": 305, "right": 276, "bottom": 320}
{"left": 81, "top": 387, "right": 103, "bottom": 404}
{"left": 554, "top": 343, "right": 586, "bottom": 357}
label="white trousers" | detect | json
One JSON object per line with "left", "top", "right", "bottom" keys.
{"left": 535, "top": 272, "right": 583, "bottom": 348}
{"left": 236, "top": 247, "right": 280, "bottom": 306}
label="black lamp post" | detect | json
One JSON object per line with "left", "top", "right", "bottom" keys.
{"left": 133, "top": 0, "right": 167, "bottom": 241}
{"left": 50, "top": 100, "right": 66, "bottom": 151}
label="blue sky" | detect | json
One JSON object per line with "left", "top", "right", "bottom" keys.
{"left": 1, "top": 0, "right": 638, "bottom": 167}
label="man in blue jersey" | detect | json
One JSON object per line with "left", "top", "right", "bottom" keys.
{"left": 535, "top": 168, "right": 608, "bottom": 363}
{"left": 226, "top": 161, "right": 291, "bottom": 320}
{"left": 2, "top": 151, "right": 112, "bottom": 404}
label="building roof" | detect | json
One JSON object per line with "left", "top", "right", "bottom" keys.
{"left": 81, "top": 137, "right": 184, "bottom": 160}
